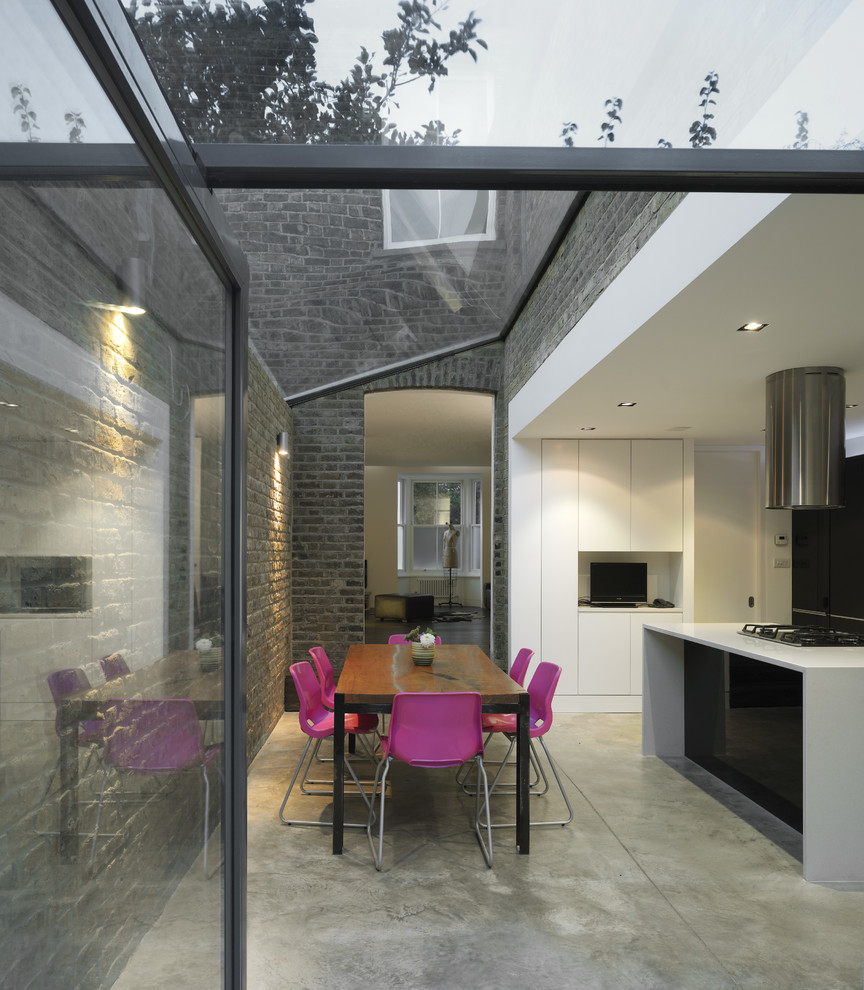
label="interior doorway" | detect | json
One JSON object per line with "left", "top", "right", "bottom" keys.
{"left": 363, "top": 389, "right": 493, "bottom": 649}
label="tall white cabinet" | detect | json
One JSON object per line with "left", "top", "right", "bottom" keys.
{"left": 541, "top": 438, "right": 693, "bottom": 712}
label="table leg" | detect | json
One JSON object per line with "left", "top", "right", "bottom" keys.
{"left": 58, "top": 707, "right": 79, "bottom": 861}
{"left": 333, "top": 694, "right": 345, "bottom": 854}
{"left": 516, "top": 692, "right": 530, "bottom": 853}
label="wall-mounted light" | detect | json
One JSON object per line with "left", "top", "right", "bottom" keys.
{"left": 85, "top": 257, "right": 147, "bottom": 316}
{"left": 276, "top": 431, "right": 290, "bottom": 457}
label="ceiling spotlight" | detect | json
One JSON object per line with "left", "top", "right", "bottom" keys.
{"left": 580, "top": 426, "right": 596, "bottom": 431}
{"left": 618, "top": 401, "right": 637, "bottom": 407}
{"left": 737, "top": 322, "right": 768, "bottom": 332}
{"left": 0, "top": 400, "right": 20, "bottom": 408}
{"left": 847, "top": 403, "right": 859, "bottom": 409}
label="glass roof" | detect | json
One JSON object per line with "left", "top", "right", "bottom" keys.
{"left": 1, "top": 0, "right": 132, "bottom": 143}
{"left": 124, "top": 0, "right": 864, "bottom": 151}
{"left": 228, "top": 186, "right": 577, "bottom": 399}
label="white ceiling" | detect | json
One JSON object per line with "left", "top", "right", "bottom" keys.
{"left": 364, "top": 390, "right": 493, "bottom": 466}
{"left": 518, "top": 194, "right": 864, "bottom": 445}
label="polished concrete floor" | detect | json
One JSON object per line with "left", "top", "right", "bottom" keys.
{"left": 243, "top": 711, "right": 864, "bottom": 990}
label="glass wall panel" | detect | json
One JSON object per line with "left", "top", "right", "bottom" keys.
{"left": 0, "top": 174, "right": 227, "bottom": 990}
{"left": 0, "top": 8, "right": 228, "bottom": 987}
{"left": 125, "top": 0, "right": 864, "bottom": 152}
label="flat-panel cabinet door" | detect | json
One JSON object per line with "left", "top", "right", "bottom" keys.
{"left": 578, "top": 440, "right": 631, "bottom": 551}
{"left": 578, "top": 611, "right": 631, "bottom": 694}
{"left": 631, "top": 440, "right": 683, "bottom": 550}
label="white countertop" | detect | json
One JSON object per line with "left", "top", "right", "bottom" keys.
{"left": 642, "top": 622, "right": 864, "bottom": 672}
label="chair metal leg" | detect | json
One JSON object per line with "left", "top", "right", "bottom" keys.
{"left": 472, "top": 755, "right": 493, "bottom": 868}
{"left": 300, "top": 735, "right": 380, "bottom": 793}
{"left": 367, "top": 755, "right": 391, "bottom": 870}
{"left": 481, "top": 735, "right": 573, "bottom": 828}
{"left": 280, "top": 736, "right": 374, "bottom": 828}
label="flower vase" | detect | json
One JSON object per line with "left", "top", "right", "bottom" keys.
{"left": 411, "top": 643, "right": 435, "bottom": 666}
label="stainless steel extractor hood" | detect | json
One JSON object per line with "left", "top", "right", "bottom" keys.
{"left": 765, "top": 367, "right": 845, "bottom": 509}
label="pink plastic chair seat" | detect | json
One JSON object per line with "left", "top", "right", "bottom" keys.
{"left": 47, "top": 667, "right": 103, "bottom": 743}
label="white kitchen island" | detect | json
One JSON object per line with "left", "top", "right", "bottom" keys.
{"left": 642, "top": 622, "right": 864, "bottom": 884}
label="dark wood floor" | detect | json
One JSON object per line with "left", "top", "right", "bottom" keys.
{"left": 364, "top": 606, "right": 491, "bottom": 658}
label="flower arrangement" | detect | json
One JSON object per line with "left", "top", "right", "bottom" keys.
{"left": 406, "top": 627, "right": 436, "bottom": 648}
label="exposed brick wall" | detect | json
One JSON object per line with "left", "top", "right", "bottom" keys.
{"left": 504, "top": 190, "right": 685, "bottom": 403}
{"left": 245, "top": 352, "right": 293, "bottom": 761}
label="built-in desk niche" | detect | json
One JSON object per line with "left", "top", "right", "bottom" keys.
{"left": 685, "top": 650, "right": 803, "bottom": 831}
{"left": 0, "top": 556, "right": 92, "bottom": 613}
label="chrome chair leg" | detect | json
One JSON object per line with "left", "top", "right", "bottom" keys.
{"left": 280, "top": 737, "right": 373, "bottom": 827}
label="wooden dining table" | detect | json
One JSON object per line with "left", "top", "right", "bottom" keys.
{"left": 56, "top": 651, "right": 224, "bottom": 861}
{"left": 332, "top": 643, "right": 531, "bottom": 855}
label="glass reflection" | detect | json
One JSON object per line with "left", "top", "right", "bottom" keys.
{"left": 0, "top": 174, "right": 226, "bottom": 987}
{"left": 124, "top": 0, "right": 864, "bottom": 151}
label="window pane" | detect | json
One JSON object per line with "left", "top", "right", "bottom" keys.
{"left": 389, "top": 189, "right": 440, "bottom": 244}
{"left": 472, "top": 527, "right": 483, "bottom": 571}
{"left": 413, "top": 482, "right": 437, "bottom": 524}
{"left": 439, "top": 481, "right": 462, "bottom": 525}
{"left": 397, "top": 525, "right": 405, "bottom": 571}
{"left": 474, "top": 480, "right": 482, "bottom": 524}
{"left": 413, "top": 527, "right": 440, "bottom": 569}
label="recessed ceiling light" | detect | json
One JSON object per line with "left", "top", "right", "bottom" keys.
{"left": 847, "top": 403, "right": 858, "bottom": 409}
{"left": 0, "top": 400, "right": 20, "bottom": 408}
{"left": 580, "top": 426, "right": 596, "bottom": 431}
{"left": 737, "top": 322, "right": 768, "bottom": 332}
{"left": 667, "top": 426, "right": 692, "bottom": 432}
{"left": 618, "top": 401, "right": 637, "bottom": 407}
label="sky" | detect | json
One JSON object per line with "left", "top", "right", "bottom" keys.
{"left": 1, "top": 0, "right": 861, "bottom": 148}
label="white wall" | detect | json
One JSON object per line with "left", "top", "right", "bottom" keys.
{"left": 364, "top": 464, "right": 492, "bottom": 608}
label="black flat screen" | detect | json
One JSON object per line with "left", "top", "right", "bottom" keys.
{"left": 589, "top": 561, "right": 647, "bottom": 605}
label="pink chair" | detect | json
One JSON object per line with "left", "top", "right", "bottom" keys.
{"left": 509, "top": 647, "right": 534, "bottom": 687}
{"left": 367, "top": 691, "right": 493, "bottom": 870}
{"left": 90, "top": 699, "right": 223, "bottom": 875}
{"left": 387, "top": 634, "right": 442, "bottom": 645}
{"left": 455, "top": 647, "right": 535, "bottom": 789}
{"left": 308, "top": 646, "right": 336, "bottom": 709}
{"left": 100, "top": 652, "right": 130, "bottom": 681}
{"left": 279, "top": 661, "right": 379, "bottom": 828}
{"left": 480, "top": 661, "right": 573, "bottom": 827}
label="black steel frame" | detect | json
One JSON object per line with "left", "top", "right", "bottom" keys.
{"left": 32, "top": 2, "right": 864, "bottom": 989}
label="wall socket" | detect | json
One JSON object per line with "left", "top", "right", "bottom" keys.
{"left": 774, "top": 558, "right": 791, "bottom": 568}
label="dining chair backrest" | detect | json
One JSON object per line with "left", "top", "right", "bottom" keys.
{"left": 509, "top": 647, "right": 534, "bottom": 687}
{"left": 308, "top": 647, "right": 336, "bottom": 708}
{"left": 526, "top": 661, "right": 562, "bottom": 737}
{"left": 100, "top": 652, "right": 130, "bottom": 681}
{"left": 47, "top": 667, "right": 102, "bottom": 741}
{"left": 387, "top": 692, "right": 483, "bottom": 768}
{"left": 387, "top": 634, "right": 443, "bottom": 645}
{"left": 102, "top": 699, "right": 206, "bottom": 774}
{"left": 290, "top": 661, "right": 332, "bottom": 738}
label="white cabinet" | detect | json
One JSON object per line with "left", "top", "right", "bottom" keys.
{"left": 578, "top": 440, "right": 683, "bottom": 551}
{"left": 578, "top": 610, "right": 683, "bottom": 696}
{"left": 578, "top": 611, "right": 631, "bottom": 694}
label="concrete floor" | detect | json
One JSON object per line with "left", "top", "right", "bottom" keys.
{"left": 245, "top": 712, "right": 864, "bottom": 990}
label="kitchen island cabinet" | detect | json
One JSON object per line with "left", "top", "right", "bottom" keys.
{"left": 642, "top": 622, "right": 864, "bottom": 884}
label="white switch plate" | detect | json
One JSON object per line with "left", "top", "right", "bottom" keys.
{"left": 774, "top": 558, "right": 791, "bottom": 568}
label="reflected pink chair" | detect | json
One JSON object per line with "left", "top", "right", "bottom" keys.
{"left": 90, "top": 699, "right": 223, "bottom": 875}
{"left": 367, "top": 691, "right": 492, "bottom": 870}
{"left": 279, "top": 661, "right": 379, "bottom": 828}
{"left": 387, "top": 634, "right": 442, "bottom": 645}
{"left": 480, "top": 661, "right": 573, "bottom": 827}
{"left": 99, "top": 652, "right": 130, "bottom": 681}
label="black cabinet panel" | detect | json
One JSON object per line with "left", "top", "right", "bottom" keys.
{"left": 791, "top": 454, "right": 864, "bottom": 630}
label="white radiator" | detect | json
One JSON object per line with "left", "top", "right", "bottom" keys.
{"left": 414, "top": 577, "right": 457, "bottom": 599}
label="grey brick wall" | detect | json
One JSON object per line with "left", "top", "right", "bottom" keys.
{"left": 245, "top": 352, "right": 293, "bottom": 761}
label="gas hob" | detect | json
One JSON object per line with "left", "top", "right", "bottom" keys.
{"left": 739, "top": 623, "right": 864, "bottom": 647}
